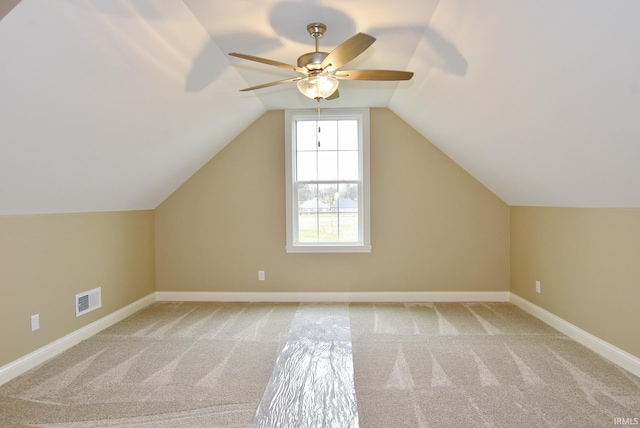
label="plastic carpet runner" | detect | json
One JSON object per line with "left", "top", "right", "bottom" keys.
{"left": 252, "top": 303, "right": 359, "bottom": 427}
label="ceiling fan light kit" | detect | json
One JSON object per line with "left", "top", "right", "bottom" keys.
{"left": 297, "top": 75, "right": 339, "bottom": 99}
{"left": 229, "top": 23, "right": 413, "bottom": 101}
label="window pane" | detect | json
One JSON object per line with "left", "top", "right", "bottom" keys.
{"left": 297, "top": 184, "right": 318, "bottom": 242}
{"left": 337, "top": 183, "right": 359, "bottom": 203}
{"left": 317, "top": 183, "right": 337, "bottom": 208}
{"left": 297, "top": 121, "right": 317, "bottom": 151}
{"left": 338, "top": 151, "right": 359, "bottom": 180}
{"left": 297, "top": 183, "right": 317, "bottom": 205}
{"left": 336, "top": 184, "right": 359, "bottom": 211}
{"left": 317, "top": 151, "right": 338, "bottom": 181}
{"left": 318, "top": 212, "right": 339, "bottom": 242}
{"left": 297, "top": 152, "right": 317, "bottom": 181}
{"left": 317, "top": 120, "right": 337, "bottom": 151}
{"left": 319, "top": 182, "right": 338, "bottom": 243}
{"left": 335, "top": 183, "right": 359, "bottom": 242}
{"left": 298, "top": 212, "right": 318, "bottom": 242}
{"left": 338, "top": 213, "right": 359, "bottom": 242}
{"left": 338, "top": 120, "right": 358, "bottom": 150}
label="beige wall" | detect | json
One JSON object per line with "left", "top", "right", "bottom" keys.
{"left": 0, "top": 210, "right": 155, "bottom": 366}
{"left": 510, "top": 207, "right": 640, "bottom": 358}
{"left": 155, "top": 109, "right": 510, "bottom": 293}
{"left": 3, "top": 109, "right": 638, "bottom": 374}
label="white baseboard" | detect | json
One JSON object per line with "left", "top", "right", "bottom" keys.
{"left": 509, "top": 293, "right": 640, "bottom": 378}
{"left": 0, "top": 293, "right": 156, "bottom": 386}
{"left": 6, "top": 291, "right": 636, "bottom": 387}
{"left": 0, "top": 290, "right": 507, "bottom": 386}
{"left": 155, "top": 291, "right": 511, "bottom": 303}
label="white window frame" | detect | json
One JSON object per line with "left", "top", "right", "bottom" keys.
{"left": 285, "top": 108, "right": 371, "bottom": 253}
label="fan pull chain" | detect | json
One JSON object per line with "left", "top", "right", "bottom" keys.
{"left": 317, "top": 100, "right": 321, "bottom": 147}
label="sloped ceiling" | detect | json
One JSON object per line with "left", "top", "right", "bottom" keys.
{"left": 1, "top": 0, "right": 639, "bottom": 215}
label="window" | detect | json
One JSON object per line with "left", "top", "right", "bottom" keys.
{"left": 285, "top": 108, "right": 371, "bottom": 253}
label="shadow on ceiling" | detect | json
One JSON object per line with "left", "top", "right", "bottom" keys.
{"left": 185, "top": 32, "right": 282, "bottom": 92}
{"left": 0, "top": 0, "right": 21, "bottom": 21}
{"left": 269, "top": 1, "right": 356, "bottom": 46}
{"left": 186, "top": 0, "right": 467, "bottom": 93}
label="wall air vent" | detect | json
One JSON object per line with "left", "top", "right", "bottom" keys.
{"left": 75, "top": 287, "right": 102, "bottom": 317}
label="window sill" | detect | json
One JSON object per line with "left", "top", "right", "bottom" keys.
{"left": 286, "top": 244, "right": 372, "bottom": 254}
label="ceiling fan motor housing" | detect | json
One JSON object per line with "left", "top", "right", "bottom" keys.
{"left": 297, "top": 51, "right": 329, "bottom": 71}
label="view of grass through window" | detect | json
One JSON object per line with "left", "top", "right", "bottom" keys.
{"left": 298, "top": 212, "right": 359, "bottom": 242}
{"left": 295, "top": 119, "right": 360, "bottom": 243}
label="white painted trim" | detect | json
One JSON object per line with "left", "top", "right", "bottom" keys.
{"left": 285, "top": 108, "right": 372, "bottom": 253}
{"left": 0, "top": 293, "right": 156, "bottom": 386}
{"left": 5, "top": 291, "right": 636, "bottom": 389}
{"left": 155, "top": 291, "right": 510, "bottom": 303}
{"left": 510, "top": 293, "right": 640, "bottom": 378}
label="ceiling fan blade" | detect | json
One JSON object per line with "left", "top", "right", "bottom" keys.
{"left": 335, "top": 69, "right": 414, "bottom": 81}
{"left": 325, "top": 89, "right": 340, "bottom": 100}
{"left": 239, "top": 77, "right": 302, "bottom": 92}
{"left": 320, "top": 33, "right": 376, "bottom": 72}
{"left": 229, "top": 53, "right": 307, "bottom": 74}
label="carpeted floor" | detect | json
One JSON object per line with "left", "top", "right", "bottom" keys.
{"left": 350, "top": 303, "right": 640, "bottom": 427}
{"left": 0, "top": 302, "right": 638, "bottom": 427}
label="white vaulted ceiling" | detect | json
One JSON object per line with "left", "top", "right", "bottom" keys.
{"left": 1, "top": 0, "right": 639, "bottom": 215}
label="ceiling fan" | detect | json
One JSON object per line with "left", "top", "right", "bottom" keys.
{"left": 229, "top": 23, "right": 414, "bottom": 100}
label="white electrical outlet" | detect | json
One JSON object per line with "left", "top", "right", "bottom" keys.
{"left": 31, "top": 314, "right": 40, "bottom": 332}
{"left": 258, "top": 271, "right": 265, "bottom": 281}
{"left": 535, "top": 281, "right": 541, "bottom": 294}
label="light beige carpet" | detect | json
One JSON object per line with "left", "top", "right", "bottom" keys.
{"left": 1, "top": 302, "right": 298, "bottom": 427}
{"left": 349, "top": 303, "right": 640, "bottom": 427}
{"left": 0, "top": 302, "right": 639, "bottom": 427}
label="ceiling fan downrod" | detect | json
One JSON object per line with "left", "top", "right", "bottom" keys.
{"left": 298, "top": 23, "right": 329, "bottom": 70}
{"left": 307, "top": 23, "right": 326, "bottom": 53}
